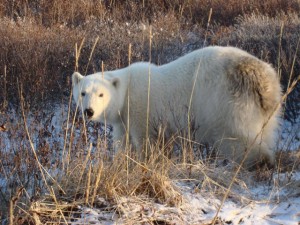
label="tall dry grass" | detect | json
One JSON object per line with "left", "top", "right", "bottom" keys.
{"left": 0, "top": 0, "right": 299, "bottom": 26}
{"left": 0, "top": 0, "right": 299, "bottom": 118}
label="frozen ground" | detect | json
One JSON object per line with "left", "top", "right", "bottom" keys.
{"left": 71, "top": 171, "right": 300, "bottom": 225}
{"left": 0, "top": 105, "right": 299, "bottom": 224}
{"left": 278, "top": 118, "right": 300, "bottom": 152}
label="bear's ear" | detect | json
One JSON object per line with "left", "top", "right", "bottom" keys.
{"left": 110, "top": 77, "right": 120, "bottom": 89}
{"left": 72, "top": 72, "right": 83, "bottom": 87}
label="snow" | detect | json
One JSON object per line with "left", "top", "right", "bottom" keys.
{"left": 71, "top": 173, "right": 300, "bottom": 224}
{"left": 0, "top": 105, "right": 299, "bottom": 224}
{"left": 278, "top": 118, "right": 300, "bottom": 151}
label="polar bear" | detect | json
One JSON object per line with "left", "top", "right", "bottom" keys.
{"left": 72, "top": 46, "right": 282, "bottom": 168}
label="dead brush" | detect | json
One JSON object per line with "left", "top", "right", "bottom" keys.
{"left": 5, "top": 96, "right": 299, "bottom": 224}
{"left": 61, "top": 142, "right": 183, "bottom": 205}
{"left": 29, "top": 142, "right": 184, "bottom": 224}
{"left": 27, "top": 126, "right": 261, "bottom": 224}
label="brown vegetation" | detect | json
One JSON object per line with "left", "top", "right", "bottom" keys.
{"left": 0, "top": 0, "right": 299, "bottom": 118}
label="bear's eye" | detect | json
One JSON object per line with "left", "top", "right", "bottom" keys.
{"left": 99, "top": 93, "right": 103, "bottom": 97}
{"left": 81, "top": 92, "right": 85, "bottom": 97}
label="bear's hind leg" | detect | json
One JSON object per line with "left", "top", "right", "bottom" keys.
{"left": 215, "top": 137, "right": 275, "bottom": 169}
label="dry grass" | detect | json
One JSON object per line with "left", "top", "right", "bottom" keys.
{"left": 0, "top": 0, "right": 299, "bottom": 118}
{"left": 2, "top": 94, "right": 299, "bottom": 224}
{"left": 1, "top": 105, "right": 299, "bottom": 223}
{"left": 0, "top": 0, "right": 299, "bottom": 26}
{"left": 23, "top": 146, "right": 300, "bottom": 224}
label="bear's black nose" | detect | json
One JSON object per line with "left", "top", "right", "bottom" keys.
{"left": 84, "top": 108, "right": 94, "bottom": 118}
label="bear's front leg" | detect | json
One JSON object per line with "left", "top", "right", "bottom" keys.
{"left": 129, "top": 130, "right": 152, "bottom": 160}
{"left": 111, "top": 123, "right": 126, "bottom": 153}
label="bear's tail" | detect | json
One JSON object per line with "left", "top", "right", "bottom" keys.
{"left": 227, "top": 57, "right": 282, "bottom": 115}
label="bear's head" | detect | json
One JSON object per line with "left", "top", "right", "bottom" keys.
{"left": 72, "top": 72, "right": 121, "bottom": 122}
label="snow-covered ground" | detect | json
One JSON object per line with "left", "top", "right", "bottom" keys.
{"left": 0, "top": 105, "right": 299, "bottom": 224}
{"left": 278, "top": 118, "right": 300, "bottom": 152}
{"left": 71, "top": 171, "right": 300, "bottom": 225}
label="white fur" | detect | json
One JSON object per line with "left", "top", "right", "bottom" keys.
{"left": 72, "top": 46, "right": 282, "bottom": 168}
